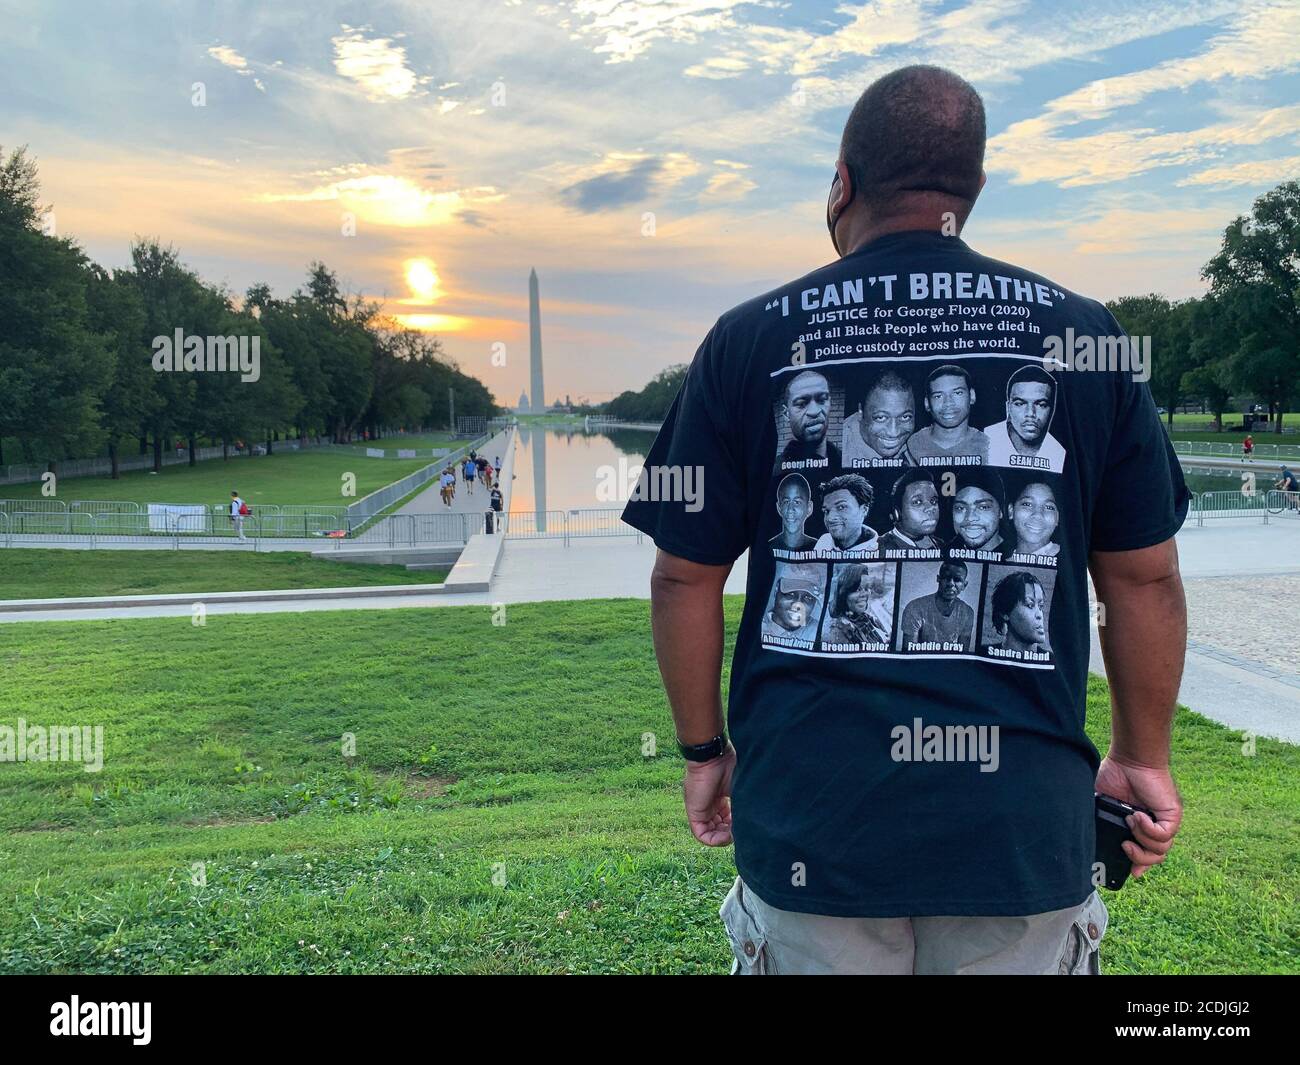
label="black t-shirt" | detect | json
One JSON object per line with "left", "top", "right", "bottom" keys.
{"left": 622, "top": 230, "right": 1190, "bottom": 918}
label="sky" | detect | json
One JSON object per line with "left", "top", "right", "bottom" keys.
{"left": 3, "top": 0, "right": 1297, "bottom": 407}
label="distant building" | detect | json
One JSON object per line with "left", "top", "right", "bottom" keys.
{"left": 517, "top": 389, "right": 530, "bottom": 412}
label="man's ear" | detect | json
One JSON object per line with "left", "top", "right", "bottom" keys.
{"left": 832, "top": 158, "right": 853, "bottom": 215}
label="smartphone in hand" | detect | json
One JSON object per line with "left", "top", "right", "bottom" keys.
{"left": 1095, "top": 792, "right": 1155, "bottom": 890}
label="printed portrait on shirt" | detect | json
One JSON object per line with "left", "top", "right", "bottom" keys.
{"left": 879, "top": 467, "right": 942, "bottom": 553}
{"left": 768, "top": 472, "right": 818, "bottom": 554}
{"left": 949, "top": 467, "right": 1008, "bottom": 557}
{"left": 814, "top": 473, "right": 880, "bottom": 555}
{"left": 820, "top": 561, "right": 896, "bottom": 651}
{"left": 907, "top": 363, "right": 990, "bottom": 467}
{"left": 773, "top": 369, "right": 843, "bottom": 474}
{"left": 761, "top": 562, "right": 828, "bottom": 649}
{"left": 1006, "top": 479, "right": 1061, "bottom": 561}
{"left": 841, "top": 370, "right": 916, "bottom": 470}
{"left": 894, "top": 559, "right": 980, "bottom": 653}
{"left": 984, "top": 365, "right": 1065, "bottom": 473}
{"left": 980, "top": 565, "right": 1056, "bottom": 664}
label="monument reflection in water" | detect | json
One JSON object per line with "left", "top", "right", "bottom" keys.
{"left": 509, "top": 427, "right": 658, "bottom": 529}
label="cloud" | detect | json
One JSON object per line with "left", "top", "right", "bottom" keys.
{"left": 1178, "top": 154, "right": 1300, "bottom": 188}
{"left": 207, "top": 45, "right": 250, "bottom": 72}
{"left": 987, "top": 0, "right": 1300, "bottom": 186}
{"left": 989, "top": 103, "right": 1300, "bottom": 187}
{"left": 332, "top": 25, "right": 426, "bottom": 100}
{"left": 259, "top": 173, "right": 503, "bottom": 227}
{"left": 553, "top": 152, "right": 703, "bottom": 211}
{"left": 559, "top": 157, "right": 664, "bottom": 210}
{"left": 701, "top": 169, "right": 757, "bottom": 202}
{"left": 566, "top": 0, "right": 752, "bottom": 63}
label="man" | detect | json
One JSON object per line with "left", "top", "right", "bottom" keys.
{"left": 768, "top": 474, "right": 817, "bottom": 551}
{"left": 761, "top": 569, "right": 823, "bottom": 642}
{"left": 1275, "top": 466, "right": 1299, "bottom": 513}
{"left": 951, "top": 467, "right": 1006, "bottom": 553}
{"left": 842, "top": 372, "right": 916, "bottom": 467}
{"left": 813, "top": 474, "right": 879, "bottom": 554}
{"left": 879, "top": 468, "right": 941, "bottom": 550}
{"left": 906, "top": 364, "right": 990, "bottom": 465}
{"left": 230, "top": 490, "right": 247, "bottom": 543}
{"left": 986, "top": 366, "right": 1065, "bottom": 472}
{"left": 897, "top": 560, "right": 975, "bottom": 651}
{"left": 622, "top": 64, "right": 1189, "bottom": 975}
{"left": 463, "top": 457, "right": 477, "bottom": 492}
{"left": 775, "top": 370, "right": 841, "bottom": 471}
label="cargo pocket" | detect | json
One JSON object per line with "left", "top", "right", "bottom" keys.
{"left": 719, "top": 877, "right": 776, "bottom": 975}
{"left": 1057, "top": 890, "right": 1108, "bottom": 975}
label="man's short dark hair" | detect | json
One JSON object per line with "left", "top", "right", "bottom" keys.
{"left": 890, "top": 467, "right": 937, "bottom": 517}
{"left": 864, "top": 370, "right": 912, "bottom": 407}
{"left": 938, "top": 560, "right": 968, "bottom": 582}
{"left": 954, "top": 467, "right": 1006, "bottom": 512}
{"left": 821, "top": 473, "right": 873, "bottom": 509}
{"left": 926, "top": 363, "right": 972, "bottom": 391}
{"left": 840, "top": 65, "right": 985, "bottom": 212}
{"left": 785, "top": 369, "right": 829, "bottom": 406}
{"left": 1006, "top": 364, "right": 1056, "bottom": 404}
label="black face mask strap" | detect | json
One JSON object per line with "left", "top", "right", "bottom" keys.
{"left": 827, "top": 166, "right": 855, "bottom": 257}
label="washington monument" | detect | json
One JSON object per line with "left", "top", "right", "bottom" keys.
{"left": 528, "top": 268, "right": 545, "bottom": 413}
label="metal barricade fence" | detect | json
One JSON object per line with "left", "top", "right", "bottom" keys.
{"left": 1173, "top": 440, "right": 1300, "bottom": 461}
{"left": 1192, "top": 490, "right": 1276, "bottom": 525}
{"left": 500, "top": 508, "right": 640, "bottom": 546}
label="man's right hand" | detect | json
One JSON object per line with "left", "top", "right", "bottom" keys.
{"left": 683, "top": 744, "right": 736, "bottom": 847}
{"left": 1095, "top": 754, "right": 1183, "bottom": 879}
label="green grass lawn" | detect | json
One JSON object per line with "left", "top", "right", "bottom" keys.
{"left": 0, "top": 450, "right": 438, "bottom": 508}
{"left": 0, "top": 550, "right": 442, "bottom": 599}
{"left": 0, "top": 599, "right": 1295, "bottom": 974}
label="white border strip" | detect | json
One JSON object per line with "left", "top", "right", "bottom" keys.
{"left": 769, "top": 350, "right": 1053, "bottom": 378}
{"left": 762, "top": 643, "right": 1056, "bottom": 670}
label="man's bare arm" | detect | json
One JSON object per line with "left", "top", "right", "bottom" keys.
{"left": 649, "top": 548, "right": 736, "bottom": 847}
{"left": 1087, "top": 535, "right": 1187, "bottom": 875}
{"left": 1088, "top": 536, "right": 1186, "bottom": 767}
{"left": 649, "top": 548, "right": 732, "bottom": 743}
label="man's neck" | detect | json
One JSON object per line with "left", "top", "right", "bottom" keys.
{"left": 840, "top": 204, "right": 965, "bottom": 256}
{"left": 844, "top": 219, "right": 945, "bottom": 255}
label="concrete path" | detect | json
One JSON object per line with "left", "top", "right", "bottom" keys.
{"left": 381, "top": 429, "right": 511, "bottom": 519}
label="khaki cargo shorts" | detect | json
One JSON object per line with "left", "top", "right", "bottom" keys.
{"left": 720, "top": 876, "right": 1108, "bottom": 975}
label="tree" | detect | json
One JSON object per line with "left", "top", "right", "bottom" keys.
{"left": 1106, "top": 294, "right": 1195, "bottom": 427}
{"left": 1183, "top": 293, "right": 1236, "bottom": 430}
{"left": 84, "top": 264, "right": 156, "bottom": 478}
{"left": 605, "top": 364, "right": 687, "bottom": 422}
{"left": 0, "top": 145, "right": 112, "bottom": 467}
{"left": 1202, "top": 181, "right": 1300, "bottom": 433}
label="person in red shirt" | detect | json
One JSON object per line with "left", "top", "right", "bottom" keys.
{"left": 1243, "top": 434, "right": 1254, "bottom": 458}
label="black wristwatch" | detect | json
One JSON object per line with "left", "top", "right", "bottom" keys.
{"left": 677, "top": 733, "right": 728, "bottom": 762}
